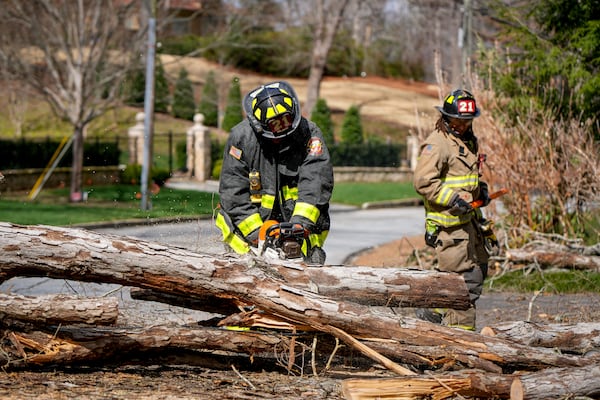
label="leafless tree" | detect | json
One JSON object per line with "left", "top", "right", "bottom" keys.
{"left": 0, "top": 0, "right": 146, "bottom": 201}
{"left": 6, "top": 82, "right": 29, "bottom": 138}
{"left": 289, "top": 0, "right": 352, "bottom": 115}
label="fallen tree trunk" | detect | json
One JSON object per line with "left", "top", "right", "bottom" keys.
{"left": 481, "top": 320, "right": 600, "bottom": 355}
{"left": 0, "top": 325, "right": 284, "bottom": 367}
{"left": 341, "top": 365, "right": 600, "bottom": 399}
{"left": 1, "top": 222, "right": 597, "bottom": 373}
{"left": 0, "top": 225, "right": 470, "bottom": 313}
{"left": 0, "top": 293, "right": 118, "bottom": 326}
{"left": 505, "top": 248, "right": 600, "bottom": 271}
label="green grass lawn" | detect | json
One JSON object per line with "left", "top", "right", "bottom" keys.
{"left": 0, "top": 181, "right": 416, "bottom": 226}
{"left": 0, "top": 185, "right": 219, "bottom": 226}
{"left": 486, "top": 269, "right": 600, "bottom": 294}
{"left": 331, "top": 181, "right": 418, "bottom": 205}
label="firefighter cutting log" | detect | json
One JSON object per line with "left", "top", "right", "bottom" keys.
{"left": 216, "top": 81, "right": 334, "bottom": 265}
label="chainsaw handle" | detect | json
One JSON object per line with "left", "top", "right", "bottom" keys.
{"left": 471, "top": 188, "right": 509, "bottom": 208}
{"left": 267, "top": 222, "right": 308, "bottom": 238}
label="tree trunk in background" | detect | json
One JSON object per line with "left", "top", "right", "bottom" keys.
{"left": 70, "top": 124, "right": 85, "bottom": 202}
{"left": 0, "top": 1, "right": 146, "bottom": 204}
{"left": 304, "top": 0, "right": 350, "bottom": 115}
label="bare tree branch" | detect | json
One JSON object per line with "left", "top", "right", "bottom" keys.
{"left": 0, "top": 0, "right": 146, "bottom": 200}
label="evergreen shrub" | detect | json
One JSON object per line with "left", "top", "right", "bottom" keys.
{"left": 221, "top": 77, "right": 243, "bottom": 132}
{"left": 198, "top": 70, "right": 219, "bottom": 127}
{"left": 340, "top": 105, "right": 364, "bottom": 144}
{"left": 0, "top": 138, "right": 120, "bottom": 169}
{"left": 311, "top": 98, "right": 335, "bottom": 145}
{"left": 329, "top": 142, "right": 403, "bottom": 167}
{"left": 172, "top": 68, "right": 196, "bottom": 121}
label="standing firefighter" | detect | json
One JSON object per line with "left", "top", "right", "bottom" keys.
{"left": 216, "top": 81, "right": 333, "bottom": 265}
{"left": 413, "top": 89, "right": 493, "bottom": 331}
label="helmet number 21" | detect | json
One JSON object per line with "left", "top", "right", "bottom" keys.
{"left": 458, "top": 99, "right": 476, "bottom": 114}
{"left": 267, "top": 113, "right": 293, "bottom": 135}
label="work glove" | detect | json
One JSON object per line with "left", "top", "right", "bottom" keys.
{"left": 289, "top": 215, "right": 314, "bottom": 234}
{"left": 477, "top": 182, "right": 491, "bottom": 207}
{"left": 245, "top": 228, "right": 260, "bottom": 247}
{"left": 448, "top": 194, "right": 473, "bottom": 216}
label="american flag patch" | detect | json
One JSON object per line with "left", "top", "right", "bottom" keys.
{"left": 421, "top": 144, "right": 433, "bottom": 155}
{"left": 229, "top": 145, "right": 242, "bottom": 159}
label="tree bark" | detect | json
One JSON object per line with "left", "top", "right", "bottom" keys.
{"left": 0, "top": 222, "right": 470, "bottom": 310}
{"left": 341, "top": 365, "right": 600, "bottom": 400}
{"left": 0, "top": 293, "right": 118, "bottom": 326}
{"left": 1, "top": 222, "right": 597, "bottom": 373}
{"left": 0, "top": 325, "right": 284, "bottom": 367}
{"left": 128, "top": 260, "right": 471, "bottom": 311}
{"left": 481, "top": 320, "right": 600, "bottom": 355}
{"left": 505, "top": 248, "right": 600, "bottom": 271}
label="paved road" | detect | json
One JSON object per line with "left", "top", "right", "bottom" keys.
{"left": 90, "top": 178, "right": 424, "bottom": 265}
{"left": 87, "top": 204, "right": 424, "bottom": 266}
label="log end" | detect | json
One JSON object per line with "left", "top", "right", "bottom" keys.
{"left": 480, "top": 326, "right": 496, "bottom": 337}
{"left": 510, "top": 377, "right": 524, "bottom": 400}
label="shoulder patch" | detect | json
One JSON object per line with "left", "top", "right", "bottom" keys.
{"left": 420, "top": 144, "right": 433, "bottom": 155}
{"left": 307, "top": 137, "right": 323, "bottom": 156}
{"left": 229, "top": 145, "right": 242, "bottom": 160}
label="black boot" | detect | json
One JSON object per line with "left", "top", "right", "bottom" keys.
{"left": 415, "top": 308, "right": 443, "bottom": 324}
{"left": 305, "top": 247, "right": 326, "bottom": 265}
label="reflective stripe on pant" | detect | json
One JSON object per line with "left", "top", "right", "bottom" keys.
{"left": 442, "top": 306, "right": 476, "bottom": 331}
{"left": 215, "top": 212, "right": 250, "bottom": 254}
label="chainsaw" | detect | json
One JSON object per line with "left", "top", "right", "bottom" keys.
{"left": 256, "top": 220, "right": 309, "bottom": 261}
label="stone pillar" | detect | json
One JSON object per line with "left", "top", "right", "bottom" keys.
{"left": 185, "top": 122, "right": 195, "bottom": 177}
{"left": 187, "top": 113, "right": 211, "bottom": 182}
{"left": 127, "top": 112, "right": 145, "bottom": 165}
{"left": 406, "top": 135, "right": 420, "bottom": 171}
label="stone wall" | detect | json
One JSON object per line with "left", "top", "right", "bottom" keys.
{"left": 333, "top": 166, "right": 413, "bottom": 183}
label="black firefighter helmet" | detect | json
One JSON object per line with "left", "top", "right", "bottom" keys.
{"left": 243, "top": 81, "right": 302, "bottom": 140}
{"left": 435, "top": 89, "right": 481, "bottom": 119}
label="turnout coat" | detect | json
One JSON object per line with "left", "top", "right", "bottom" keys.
{"left": 216, "top": 117, "right": 333, "bottom": 254}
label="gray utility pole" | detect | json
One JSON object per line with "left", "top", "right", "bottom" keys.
{"left": 141, "top": 0, "right": 156, "bottom": 211}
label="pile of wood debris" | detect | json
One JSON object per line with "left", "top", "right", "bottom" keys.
{"left": 1, "top": 222, "right": 599, "bottom": 399}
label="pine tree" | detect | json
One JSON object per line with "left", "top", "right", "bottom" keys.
{"left": 221, "top": 76, "right": 243, "bottom": 132}
{"left": 123, "top": 68, "right": 145, "bottom": 107}
{"left": 154, "top": 60, "right": 170, "bottom": 114}
{"left": 123, "top": 61, "right": 170, "bottom": 113}
{"left": 172, "top": 68, "right": 196, "bottom": 120}
{"left": 340, "top": 105, "right": 363, "bottom": 144}
{"left": 198, "top": 70, "right": 219, "bottom": 127}
{"left": 310, "top": 98, "right": 335, "bottom": 145}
